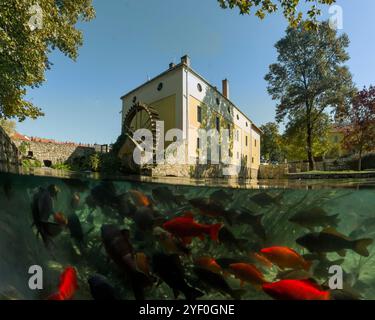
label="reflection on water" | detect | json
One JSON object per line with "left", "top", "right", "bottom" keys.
{"left": 1, "top": 171, "right": 375, "bottom": 300}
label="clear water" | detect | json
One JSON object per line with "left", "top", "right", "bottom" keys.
{"left": 1, "top": 171, "right": 375, "bottom": 300}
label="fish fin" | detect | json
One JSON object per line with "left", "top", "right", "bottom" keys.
{"left": 337, "top": 250, "right": 346, "bottom": 257}
{"left": 230, "top": 289, "right": 246, "bottom": 300}
{"left": 183, "top": 211, "right": 194, "bottom": 219}
{"left": 353, "top": 238, "right": 373, "bottom": 257}
{"left": 322, "top": 228, "right": 349, "bottom": 240}
{"left": 210, "top": 223, "right": 223, "bottom": 242}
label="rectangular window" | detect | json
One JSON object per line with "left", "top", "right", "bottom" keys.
{"left": 197, "top": 106, "right": 202, "bottom": 123}
{"left": 252, "top": 157, "right": 254, "bottom": 164}
{"left": 227, "top": 124, "right": 231, "bottom": 137}
{"left": 216, "top": 117, "right": 220, "bottom": 132}
{"left": 237, "top": 130, "right": 239, "bottom": 142}
{"left": 197, "top": 138, "right": 200, "bottom": 150}
{"left": 254, "top": 139, "right": 257, "bottom": 147}
{"left": 246, "top": 136, "right": 248, "bottom": 146}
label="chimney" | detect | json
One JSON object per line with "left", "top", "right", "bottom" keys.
{"left": 222, "top": 79, "right": 229, "bottom": 99}
{"left": 181, "top": 55, "right": 191, "bottom": 67}
{"left": 169, "top": 62, "right": 176, "bottom": 69}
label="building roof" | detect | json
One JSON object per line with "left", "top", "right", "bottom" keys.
{"left": 120, "top": 57, "right": 260, "bottom": 132}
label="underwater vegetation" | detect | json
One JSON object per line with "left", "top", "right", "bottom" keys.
{"left": 1, "top": 172, "right": 375, "bottom": 300}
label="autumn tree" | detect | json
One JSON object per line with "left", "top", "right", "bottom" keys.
{"left": 341, "top": 86, "right": 375, "bottom": 171}
{"left": 0, "top": 0, "right": 95, "bottom": 121}
{"left": 217, "top": 0, "right": 337, "bottom": 29}
{"left": 265, "top": 21, "right": 355, "bottom": 170}
{"left": 260, "top": 122, "right": 283, "bottom": 163}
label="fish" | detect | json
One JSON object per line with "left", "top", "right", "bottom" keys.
{"left": 252, "top": 252, "right": 273, "bottom": 268}
{"left": 209, "top": 189, "right": 233, "bottom": 204}
{"left": 163, "top": 214, "right": 222, "bottom": 244}
{"left": 249, "top": 192, "right": 281, "bottom": 207}
{"left": 152, "top": 253, "right": 203, "bottom": 300}
{"left": 296, "top": 228, "right": 373, "bottom": 257}
{"left": 228, "top": 263, "right": 267, "bottom": 288}
{"left": 129, "top": 189, "right": 152, "bottom": 207}
{"left": 31, "top": 187, "right": 63, "bottom": 246}
{"left": 48, "top": 267, "right": 78, "bottom": 300}
{"left": 262, "top": 279, "right": 330, "bottom": 300}
{"left": 231, "top": 208, "right": 266, "bottom": 240}
{"left": 53, "top": 212, "right": 68, "bottom": 226}
{"left": 216, "top": 257, "right": 249, "bottom": 269}
{"left": 89, "top": 181, "right": 121, "bottom": 211}
{"left": 135, "top": 252, "right": 151, "bottom": 276}
{"left": 193, "top": 267, "right": 244, "bottom": 300}
{"left": 194, "top": 257, "right": 222, "bottom": 274}
{"left": 101, "top": 225, "right": 153, "bottom": 300}
{"left": 188, "top": 198, "right": 232, "bottom": 223}
{"left": 133, "top": 207, "right": 159, "bottom": 233}
{"left": 218, "top": 226, "right": 245, "bottom": 251}
{"left": 259, "top": 246, "right": 312, "bottom": 271}
{"left": 70, "top": 192, "right": 80, "bottom": 210}
{"left": 67, "top": 212, "right": 84, "bottom": 243}
{"left": 152, "top": 186, "right": 185, "bottom": 208}
{"left": 88, "top": 274, "right": 118, "bottom": 300}
{"left": 289, "top": 207, "right": 340, "bottom": 230}
{"left": 276, "top": 269, "right": 314, "bottom": 280}
{"left": 153, "top": 227, "right": 191, "bottom": 255}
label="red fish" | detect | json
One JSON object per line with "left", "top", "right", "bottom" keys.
{"left": 262, "top": 279, "right": 330, "bottom": 300}
{"left": 163, "top": 214, "right": 222, "bottom": 244}
{"left": 53, "top": 212, "right": 68, "bottom": 226}
{"left": 260, "top": 246, "right": 312, "bottom": 271}
{"left": 48, "top": 267, "right": 78, "bottom": 300}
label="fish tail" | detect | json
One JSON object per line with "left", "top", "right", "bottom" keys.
{"left": 353, "top": 238, "right": 373, "bottom": 257}
{"left": 209, "top": 223, "right": 223, "bottom": 242}
{"left": 47, "top": 292, "right": 63, "bottom": 300}
{"left": 230, "top": 289, "right": 246, "bottom": 300}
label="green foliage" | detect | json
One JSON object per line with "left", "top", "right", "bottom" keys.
{"left": 21, "top": 158, "right": 42, "bottom": 168}
{"left": 51, "top": 162, "right": 71, "bottom": 171}
{"left": 0, "top": 0, "right": 95, "bottom": 121}
{"left": 89, "top": 153, "right": 101, "bottom": 172}
{"left": 282, "top": 112, "right": 333, "bottom": 161}
{"left": 100, "top": 152, "right": 121, "bottom": 174}
{"left": 217, "top": 0, "right": 336, "bottom": 29}
{"left": 0, "top": 118, "right": 16, "bottom": 136}
{"left": 265, "top": 21, "right": 355, "bottom": 168}
{"left": 18, "top": 141, "right": 30, "bottom": 155}
{"left": 260, "top": 122, "right": 283, "bottom": 162}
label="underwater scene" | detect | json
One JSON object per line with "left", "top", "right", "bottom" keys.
{"left": 1, "top": 172, "right": 375, "bottom": 300}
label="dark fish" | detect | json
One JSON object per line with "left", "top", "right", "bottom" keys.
{"left": 88, "top": 274, "right": 118, "bottom": 300}
{"left": 289, "top": 207, "right": 340, "bottom": 230}
{"left": 31, "top": 186, "right": 63, "bottom": 246}
{"left": 218, "top": 226, "right": 245, "bottom": 251}
{"left": 249, "top": 192, "right": 280, "bottom": 207}
{"left": 209, "top": 189, "right": 233, "bottom": 204}
{"left": 193, "top": 267, "right": 244, "bottom": 300}
{"left": 133, "top": 207, "right": 163, "bottom": 233}
{"left": 188, "top": 197, "right": 232, "bottom": 223}
{"left": 67, "top": 212, "right": 84, "bottom": 243}
{"left": 116, "top": 193, "right": 137, "bottom": 219}
{"left": 152, "top": 253, "right": 203, "bottom": 300}
{"left": 152, "top": 186, "right": 185, "bottom": 208}
{"left": 296, "top": 229, "right": 373, "bottom": 257}
{"left": 216, "top": 257, "right": 250, "bottom": 269}
{"left": 276, "top": 269, "right": 314, "bottom": 280}
{"left": 101, "top": 225, "right": 152, "bottom": 300}
{"left": 231, "top": 208, "right": 266, "bottom": 240}
{"left": 90, "top": 181, "right": 119, "bottom": 209}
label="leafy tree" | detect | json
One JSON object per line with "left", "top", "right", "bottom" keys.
{"left": 265, "top": 21, "right": 355, "bottom": 170}
{"left": 0, "top": 0, "right": 95, "bottom": 121}
{"left": 282, "top": 111, "right": 333, "bottom": 161}
{"left": 260, "top": 122, "right": 283, "bottom": 162}
{"left": 217, "top": 0, "right": 336, "bottom": 29}
{"left": 341, "top": 86, "right": 375, "bottom": 171}
{"left": 0, "top": 119, "right": 16, "bottom": 136}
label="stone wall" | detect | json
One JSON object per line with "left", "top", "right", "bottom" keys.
{"left": 13, "top": 140, "right": 96, "bottom": 166}
{"left": 0, "top": 127, "right": 20, "bottom": 172}
{"left": 149, "top": 163, "right": 258, "bottom": 179}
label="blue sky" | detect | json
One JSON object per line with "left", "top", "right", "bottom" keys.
{"left": 18, "top": 0, "right": 375, "bottom": 144}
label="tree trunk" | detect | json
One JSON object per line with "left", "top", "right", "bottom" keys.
{"left": 358, "top": 149, "right": 363, "bottom": 171}
{"left": 306, "top": 122, "right": 315, "bottom": 171}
